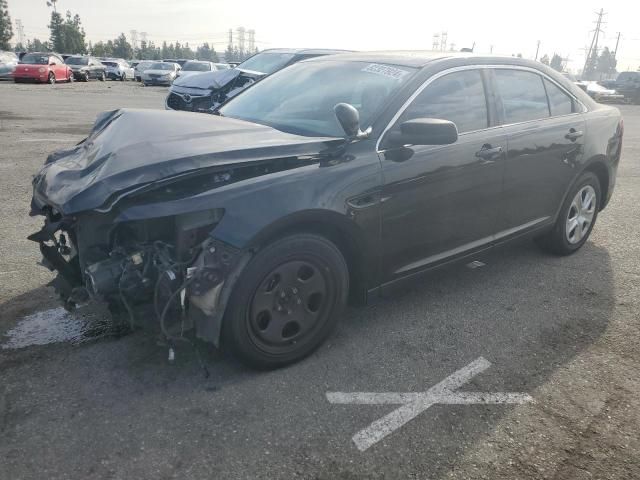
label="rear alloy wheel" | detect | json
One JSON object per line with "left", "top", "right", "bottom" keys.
{"left": 223, "top": 234, "right": 349, "bottom": 369}
{"left": 48, "top": 72, "right": 56, "bottom": 85}
{"left": 99, "top": 71, "right": 106, "bottom": 82}
{"left": 120, "top": 73, "right": 126, "bottom": 81}
{"left": 536, "top": 171, "right": 601, "bottom": 255}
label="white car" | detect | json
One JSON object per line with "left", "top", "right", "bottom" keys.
{"left": 134, "top": 61, "right": 155, "bottom": 82}
{"left": 141, "top": 62, "right": 181, "bottom": 86}
{"left": 101, "top": 59, "right": 134, "bottom": 81}
{"left": 177, "top": 60, "right": 229, "bottom": 79}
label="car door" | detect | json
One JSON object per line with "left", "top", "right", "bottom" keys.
{"left": 378, "top": 68, "right": 507, "bottom": 281}
{"left": 491, "top": 68, "right": 586, "bottom": 232}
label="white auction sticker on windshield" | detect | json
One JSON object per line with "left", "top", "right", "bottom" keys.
{"left": 362, "top": 64, "right": 410, "bottom": 80}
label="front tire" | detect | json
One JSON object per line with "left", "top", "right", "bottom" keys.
{"left": 536, "top": 171, "right": 601, "bottom": 255}
{"left": 223, "top": 234, "right": 349, "bottom": 369}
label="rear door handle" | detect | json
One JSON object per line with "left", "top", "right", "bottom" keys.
{"left": 475, "top": 145, "right": 503, "bottom": 162}
{"left": 565, "top": 130, "right": 584, "bottom": 141}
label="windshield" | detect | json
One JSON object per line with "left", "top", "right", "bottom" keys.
{"left": 102, "top": 62, "right": 118, "bottom": 67}
{"left": 65, "top": 57, "right": 89, "bottom": 65}
{"left": 183, "top": 62, "right": 210, "bottom": 72}
{"left": 20, "top": 54, "right": 49, "bottom": 65}
{"left": 220, "top": 60, "right": 416, "bottom": 137}
{"left": 214, "top": 63, "right": 230, "bottom": 70}
{"left": 237, "top": 52, "right": 296, "bottom": 74}
{"left": 149, "top": 63, "right": 174, "bottom": 70}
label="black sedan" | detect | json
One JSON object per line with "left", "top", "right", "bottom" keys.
{"left": 65, "top": 56, "right": 106, "bottom": 82}
{"left": 29, "top": 53, "right": 623, "bottom": 369}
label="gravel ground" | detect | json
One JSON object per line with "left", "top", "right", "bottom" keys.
{"left": 0, "top": 80, "right": 639, "bottom": 480}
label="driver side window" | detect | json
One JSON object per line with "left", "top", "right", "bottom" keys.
{"left": 398, "top": 69, "right": 488, "bottom": 133}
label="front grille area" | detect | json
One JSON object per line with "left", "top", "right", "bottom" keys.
{"left": 167, "top": 92, "right": 186, "bottom": 110}
{"left": 167, "top": 92, "right": 212, "bottom": 112}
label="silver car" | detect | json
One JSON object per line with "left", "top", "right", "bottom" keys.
{"left": 0, "top": 51, "right": 18, "bottom": 79}
{"left": 141, "top": 62, "right": 180, "bottom": 86}
{"left": 134, "top": 61, "right": 155, "bottom": 82}
{"left": 176, "top": 60, "right": 227, "bottom": 79}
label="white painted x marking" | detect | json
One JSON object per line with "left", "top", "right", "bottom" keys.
{"left": 327, "top": 357, "right": 533, "bottom": 451}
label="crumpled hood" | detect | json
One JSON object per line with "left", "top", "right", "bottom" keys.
{"left": 31, "top": 109, "right": 341, "bottom": 215}
{"left": 172, "top": 68, "right": 262, "bottom": 90}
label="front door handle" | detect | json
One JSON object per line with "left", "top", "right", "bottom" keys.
{"left": 565, "top": 129, "right": 584, "bottom": 141}
{"left": 475, "top": 145, "right": 503, "bottom": 163}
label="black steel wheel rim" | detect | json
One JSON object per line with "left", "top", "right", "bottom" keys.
{"left": 247, "top": 258, "right": 333, "bottom": 355}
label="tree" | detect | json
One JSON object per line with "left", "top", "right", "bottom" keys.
{"left": 91, "top": 40, "right": 113, "bottom": 58}
{"left": 48, "top": 11, "right": 64, "bottom": 51}
{"left": 0, "top": 0, "right": 13, "bottom": 50}
{"left": 196, "top": 42, "right": 219, "bottom": 62}
{"left": 112, "top": 33, "right": 132, "bottom": 59}
{"left": 224, "top": 43, "right": 234, "bottom": 62}
{"left": 550, "top": 53, "right": 563, "bottom": 72}
{"left": 596, "top": 46, "right": 617, "bottom": 77}
{"left": 48, "top": 9, "right": 86, "bottom": 53}
{"left": 539, "top": 54, "right": 549, "bottom": 66}
{"left": 27, "top": 38, "right": 50, "bottom": 52}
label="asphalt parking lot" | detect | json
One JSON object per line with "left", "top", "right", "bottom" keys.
{"left": 1, "top": 80, "right": 639, "bottom": 480}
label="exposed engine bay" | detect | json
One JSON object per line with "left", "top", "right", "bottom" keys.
{"left": 28, "top": 205, "right": 241, "bottom": 352}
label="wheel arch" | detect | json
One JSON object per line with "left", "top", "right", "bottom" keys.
{"left": 247, "top": 209, "right": 371, "bottom": 305}
{"left": 582, "top": 157, "right": 610, "bottom": 210}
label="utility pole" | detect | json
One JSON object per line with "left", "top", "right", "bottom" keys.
{"left": 440, "top": 31, "right": 448, "bottom": 51}
{"left": 130, "top": 30, "right": 138, "bottom": 50}
{"left": 534, "top": 40, "right": 541, "bottom": 61}
{"left": 236, "top": 27, "right": 246, "bottom": 53}
{"left": 15, "top": 19, "right": 26, "bottom": 48}
{"left": 432, "top": 33, "right": 440, "bottom": 51}
{"left": 613, "top": 31, "right": 621, "bottom": 60}
{"left": 247, "top": 29, "right": 255, "bottom": 53}
{"left": 582, "top": 8, "right": 606, "bottom": 78}
{"left": 489, "top": 44, "right": 494, "bottom": 54}
{"left": 228, "top": 29, "right": 233, "bottom": 48}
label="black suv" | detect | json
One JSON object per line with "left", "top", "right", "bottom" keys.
{"left": 30, "top": 53, "right": 623, "bottom": 369}
{"left": 166, "top": 48, "right": 352, "bottom": 112}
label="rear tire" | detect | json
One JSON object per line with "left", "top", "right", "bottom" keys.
{"left": 222, "top": 234, "right": 349, "bottom": 369}
{"left": 98, "top": 71, "right": 106, "bottom": 82}
{"left": 536, "top": 171, "right": 601, "bottom": 255}
{"left": 120, "top": 73, "right": 126, "bottom": 81}
{"left": 48, "top": 72, "right": 55, "bottom": 85}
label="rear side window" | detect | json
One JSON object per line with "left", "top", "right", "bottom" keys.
{"left": 544, "top": 79, "right": 574, "bottom": 116}
{"left": 399, "top": 70, "right": 488, "bottom": 133}
{"left": 494, "top": 70, "right": 549, "bottom": 124}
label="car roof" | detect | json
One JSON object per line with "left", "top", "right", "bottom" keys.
{"left": 260, "top": 48, "right": 355, "bottom": 56}
{"left": 300, "top": 51, "right": 555, "bottom": 69}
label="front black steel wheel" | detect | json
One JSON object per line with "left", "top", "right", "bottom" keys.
{"left": 223, "top": 234, "right": 349, "bottom": 369}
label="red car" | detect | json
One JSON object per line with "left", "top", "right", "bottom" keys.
{"left": 13, "top": 52, "right": 73, "bottom": 84}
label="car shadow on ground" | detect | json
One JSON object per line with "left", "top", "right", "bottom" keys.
{"left": 0, "top": 238, "right": 614, "bottom": 478}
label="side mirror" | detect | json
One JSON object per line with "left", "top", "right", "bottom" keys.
{"left": 386, "top": 118, "right": 458, "bottom": 147}
{"left": 334, "top": 103, "right": 371, "bottom": 140}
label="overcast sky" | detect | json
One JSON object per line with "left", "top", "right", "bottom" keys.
{"left": 8, "top": 0, "right": 640, "bottom": 72}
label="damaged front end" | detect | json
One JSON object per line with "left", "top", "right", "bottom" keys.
{"left": 28, "top": 204, "right": 243, "bottom": 346}
{"left": 28, "top": 108, "right": 342, "bottom": 348}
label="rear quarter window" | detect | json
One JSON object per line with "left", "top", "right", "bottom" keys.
{"left": 544, "top": 79, "right": 574, "bottom": 116}
{"left": 494, "top": 69, "right": 550, "bottom": 124}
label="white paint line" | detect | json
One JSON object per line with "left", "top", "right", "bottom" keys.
{"left": 327, "top": 357, "right": 533, "bottom": 452}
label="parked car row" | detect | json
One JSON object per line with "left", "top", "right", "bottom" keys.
{"left": 575, "top": 71, "right": 640, "bottom": 104}
{"left": 2, "top": 51, "right": 231, "bottom": 86}
{"left": 28, "top": 50, "right": 623, "bottom": 368}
